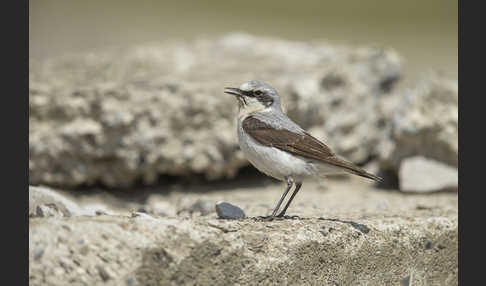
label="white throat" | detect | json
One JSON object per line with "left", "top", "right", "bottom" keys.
{"left": 238, "top": 104, "right": 266, "bottom": 119}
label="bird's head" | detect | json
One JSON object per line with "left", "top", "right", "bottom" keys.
{"left": 224, "top": 80, "right": 282, "bottom": 115}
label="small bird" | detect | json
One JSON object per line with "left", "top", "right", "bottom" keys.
{"left": 224, "top": 80, "right": 381, "bottom": 218}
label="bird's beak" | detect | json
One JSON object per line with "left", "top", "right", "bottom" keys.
{"left": 224, "top": 87, "right": 247, "bottom": 105}
{"left": 224, "top": 87, "right": 244, "bottom": 97}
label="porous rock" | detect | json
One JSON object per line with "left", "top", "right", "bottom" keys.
{"left": 29, "top": 33, "right": 403, "bottom": 188}
{"left": 29, "top": 185, "right": 113, "bottom": 217}
{"left": 29, "top": 186, "right": 79, "bottom": 217}
{"left": 35, "top": 204, "right": 66, "bottom": 218}
{"left": 378, "top": 74, "right": 458, "bottom": 175}
{"left": 29, "top": 181, "right": 458, "bottom": 285}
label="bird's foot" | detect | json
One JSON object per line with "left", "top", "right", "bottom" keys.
{"left": 276, "top": 210, "right": 300, "bottom": 219}
{"left": 253, "top": 215, "right": 276, "bottom": 221}
{"left": 252, "top": 215, "right": 300, "bottom": 221}
{"left": 276, "top": 215, "right": 300, "bottom": 220}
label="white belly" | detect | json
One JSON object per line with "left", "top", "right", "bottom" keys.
{"left": 237, "top": 122, "right": 320, "bottom": 182}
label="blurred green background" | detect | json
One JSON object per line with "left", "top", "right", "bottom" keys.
{"left": 29, "top": 0, "right": 457, "bottom": 79}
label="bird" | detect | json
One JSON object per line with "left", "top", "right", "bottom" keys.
{"left": 224, "top": 80, "right": 382, "bottom": 218}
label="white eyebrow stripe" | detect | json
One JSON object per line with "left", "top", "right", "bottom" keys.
{"left": 239, "top": 82, "right": 252, "bottom": 91}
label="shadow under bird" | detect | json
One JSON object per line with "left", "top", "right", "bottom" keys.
{"left": 224, "top": 80, "right": 382, "bottom": 218}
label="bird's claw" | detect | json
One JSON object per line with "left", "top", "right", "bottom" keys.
{"left": 277, "top": 215, "right": 300, "bottom": 219}
{"left": 253, "top": 215, "right": 275, "bottom": 221}
{"left": 252, "top": 215, "right": 300, "bottom": 221}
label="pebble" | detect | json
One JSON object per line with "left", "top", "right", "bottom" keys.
{"left": 215, "top": 202, "right": 246, "bottom": 219}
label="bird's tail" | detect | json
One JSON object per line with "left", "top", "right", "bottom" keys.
{"left": 328, "top": 156, "right": 383, "bottom": 182}
{"left": 349, "top": 168, "right": 383, "bottom": 182}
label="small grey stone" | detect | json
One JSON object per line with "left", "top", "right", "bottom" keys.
{"left": 215, "top": 202, "right": 246, "bottom": 219}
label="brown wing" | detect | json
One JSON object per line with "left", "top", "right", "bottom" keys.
{"left": 242, "top": 116, "right": 382, "bottom": 181}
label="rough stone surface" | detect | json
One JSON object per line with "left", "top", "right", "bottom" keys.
{"left": 185, "top": 200, "right": 215, "bottom": 216}
{"left": 399, "top": 156, "right": 458, "bottom": 193}
{"left": 29, "top": 185, "right": 116, "bottom": 217}
{"left": 144, "top": 195, "right": 178, "bottom": 217}
{"left": 29, "top": 33, "right": 403, "bottom": 188}
{"left": 35, "top": 204, "right": 66, "bottom": 218}
{"left": 29, "top": 186, "right": 80, "bottom": 217}
{"left": 215, "top": 201, "right": 246, "bottom": 219}
{"left": 378, "top": 74, "right": 458, "bottom": 175}
{"left": 29, "top": 180, "right": 457, "bottom": 285}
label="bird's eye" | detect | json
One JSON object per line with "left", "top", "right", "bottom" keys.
{"left": 254, "top": 90, "right": 262, "bottom": 96}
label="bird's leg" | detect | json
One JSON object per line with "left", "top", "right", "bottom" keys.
{"left": 269, "top": 176, "right": 294, "bottom": 217}
{"left": 277, "top": 182, "right": 302, "bottom": 217}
